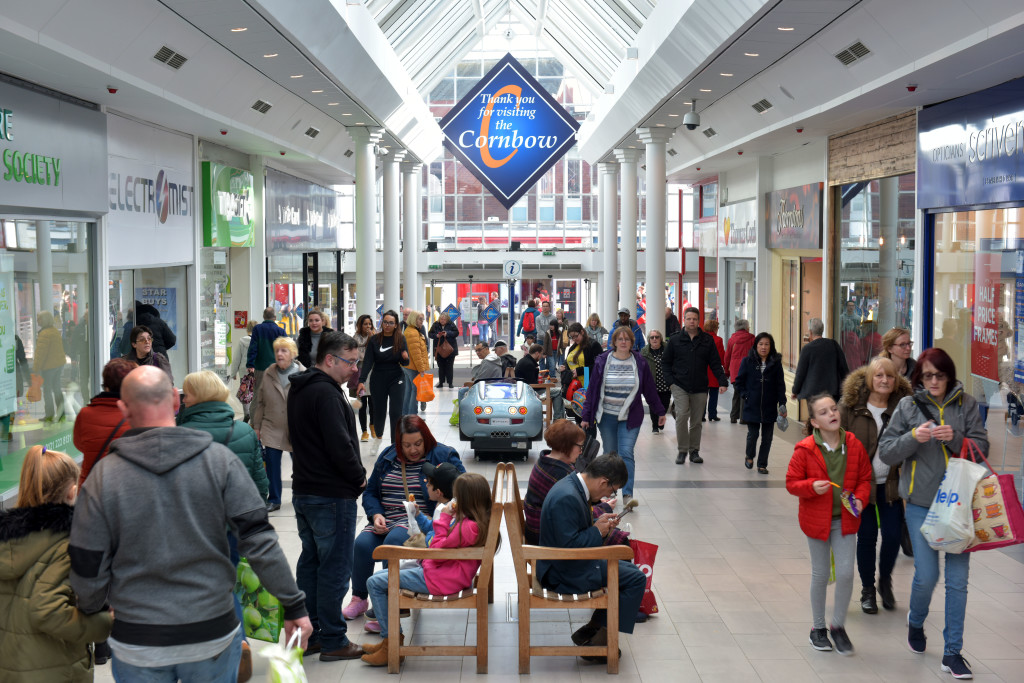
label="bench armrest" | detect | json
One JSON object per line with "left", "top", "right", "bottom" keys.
{"left": 520, "top": 544, "right": 634, "bottom": 561}
{"left": 373, "top": 544, "right": 487, "bottom": 561}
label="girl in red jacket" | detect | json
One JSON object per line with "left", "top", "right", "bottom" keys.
{"left": 786, "top": 393, "right": 872, "bottom": 656}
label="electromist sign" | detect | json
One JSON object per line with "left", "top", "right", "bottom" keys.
{"left": 439, "top": 53, "right": 580, "bottom": 210}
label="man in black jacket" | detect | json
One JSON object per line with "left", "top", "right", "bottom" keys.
{"left": 515, "top": 344, "right": 544, "bottom": 384}
{"left": 662, "top": 307, "right": 729, "bottom": 464}
{"left": 791, "top": 317, "right": 849, "bottom": 402}
{"left": 287, "top": 331, "right": 367, "bottom": 661}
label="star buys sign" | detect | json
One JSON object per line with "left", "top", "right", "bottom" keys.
{"left": 440, "top": 53, "right": 579, "bottom": 210}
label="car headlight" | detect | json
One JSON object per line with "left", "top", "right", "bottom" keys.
{"left": 508, "top": 406, "right": 517, "bottom": 415}
{"left": 484, "top": 406, "right": 493, "bottom": 414}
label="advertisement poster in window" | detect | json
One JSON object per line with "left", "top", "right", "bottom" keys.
{"left": 1015, "top": 251, "right": 1024, "bottom": 384}
{"left": 136, "top": 287, "right": 178, "bottom": 337}
{"left": 971, "top": 252, "right": 1000, "bottom": 382}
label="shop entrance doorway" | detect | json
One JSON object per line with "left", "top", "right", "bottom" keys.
{"left": 267, "top": 250, "right": 342, "bottom": 335}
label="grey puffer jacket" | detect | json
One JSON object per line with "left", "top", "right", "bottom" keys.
{"left": 878, "top": 382, "right": 988, "bottom": 508}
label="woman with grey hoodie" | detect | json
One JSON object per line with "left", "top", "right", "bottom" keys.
{"left": 878, "top": 348, "right": 987, "bottom": 680}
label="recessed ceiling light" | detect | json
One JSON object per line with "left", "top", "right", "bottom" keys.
{"left": 341, "top": 112, "right": 352, "bottom": 116}
{"left": 699, "top": 88, "right": 712, "bottom": 92}
{"left": 656, "top": 123, "right": 666, "bottom": 127}
{"left": 355, "top": 122, "right": 364, "bottom": 125}
{"left": 231, "top": 27, "right": 247, "bottom": 32}
{"left": 744, "top": 52, "right": 759, "bottom": 57}
{"left": 720, "top": 73, "right": 733, "bottom": 77}
{"left": 777, "top": 26, "right": 794, "bottom": 31}
{"left": 291, "top": 75, "right": 303, "bottom": 79}
{"left": 327, "top": 102, "right": 339, "bottom": 106}
{"left": 311, "top": 89, "right": 324, "bottom": 93}
{"left": 263, "top": 53, "right": 278, "bottom": 58}
{"left": 628, "top": 145, "right": 636, "bottom": 148}
{"left": 668, "top": 113, "right": 680, "bottom": 117}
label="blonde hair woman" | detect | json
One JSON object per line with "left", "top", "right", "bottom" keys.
{"left": 33, "top": 310, "right": 67, "bottom": 424}
{"left": 403, "top": 310, "right": 429, "bottom": 414}
{"left": 879, "top": 327, "right": 915, "bottom": 379}
{"left": 1, "top": 446, "right": 112, "bottom": 680}
{"left": 252, "top": 337, "right": 304, "bottom": 510}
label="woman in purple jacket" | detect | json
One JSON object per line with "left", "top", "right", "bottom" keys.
{"left": 581, "top": 326, "right": 666, "bottom": 507}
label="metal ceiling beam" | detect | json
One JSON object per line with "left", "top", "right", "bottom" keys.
{"left": 535, "top": 0, "right": 548, "bottom": 36}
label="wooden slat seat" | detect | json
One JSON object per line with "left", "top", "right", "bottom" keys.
{"left": 498, "top": 462, "right": 633, "bottom": 674}
{"left": 370, "top": 467, "right": 504, "bottom": 673}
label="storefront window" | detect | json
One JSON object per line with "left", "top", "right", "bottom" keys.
{"left": 1, "top": 218, "right": 94, "bottom": 497}
{"left": 108, "top": 267, "right": 189, "bottom": 385}
{"left": 933, "top": 208, "right": 1023, "bottom": 412}
{"left": 835, "top": 174, "right": 916, "bottom": 370}
{"left": 199, "top": 248, "right": 231, "bottom": 375}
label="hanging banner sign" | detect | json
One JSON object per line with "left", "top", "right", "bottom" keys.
{"left": 201, "top": 162, "right": 254, "bottom": 247}
{"left": 439, "top": 53, "right": 580, "bottom": 210}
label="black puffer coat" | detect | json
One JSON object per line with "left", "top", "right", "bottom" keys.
{"left": 735, "top": 351, "right": 786, "bottom": 423}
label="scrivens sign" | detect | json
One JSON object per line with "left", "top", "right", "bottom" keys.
{"left": 440, "top": 53, "right": 580, "bottom": 210}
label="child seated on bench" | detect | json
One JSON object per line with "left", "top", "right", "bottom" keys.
{"left": 360, "top": 472, "right": 496, "bottom": 666}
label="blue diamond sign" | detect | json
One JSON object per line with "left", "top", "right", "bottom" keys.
{"left": 439, "top": 53, "right": 580, "bottom": 210}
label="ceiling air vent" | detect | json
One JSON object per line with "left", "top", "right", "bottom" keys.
{"left": 751, "top": 99, "right": 773, "bottom": 114}
{"left": 834, "top": 41, "right": 871, "bottom": 66}
{"left": 251, "top": 100, "right": 273, "bottom": 114}
{"left": 304, "top": 127, "right": 320, "bottom": 139}
{"left": 343, "top": 150, "right": 354, "bottom": 158}
{"left": 667, "top": 148, "right": 677, "bottom": 157}
{"left": 153, "top": 46, "right": 188, "bottom": 70}
{"left": 702, "top": 127, "right": 717, "bottom": 138}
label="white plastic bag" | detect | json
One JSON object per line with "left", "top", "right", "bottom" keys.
{"left": 258, "top": 629, "right": 308, "bottom": 683}
{"left": 921, "top": 458, "right": 988, "bottom": 554}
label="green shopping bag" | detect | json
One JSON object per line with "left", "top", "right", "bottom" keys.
{"left": 233, "top": 558, "right": 284, "bottom": 642}
{"left": 449, "top": 398, "right": 460, "bottom": 426}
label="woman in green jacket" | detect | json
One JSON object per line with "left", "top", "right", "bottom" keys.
{"left": 178, "top": 370, "right": 269, "bottom": 501}
{"left": 0, "top": 445, "right": 112, "bottom": 681}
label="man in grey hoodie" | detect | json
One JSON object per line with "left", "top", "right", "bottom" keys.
{"left": 69, "top": 366, "right": 311, "bottom": 677}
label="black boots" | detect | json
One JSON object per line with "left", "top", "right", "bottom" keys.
{"left": 860, "top": 586, "right": 878, "bottom": 614}
{"left": 877, "top": 575, "right": 896, "bottom": 610}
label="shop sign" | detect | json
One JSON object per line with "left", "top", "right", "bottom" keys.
{"left": 265, "top": 168, "right": 344, "bottom": 251}
{"left": 201, "top": 162, "right": 254, "bottom": 247}
{"left": 439, "top": 53, "right": 580, "bottom": 210}
{"left": 107, "top": 115, "right": 194, "bottom": 268}
{"left": 918, "top": 79, "right": 1024, "bottom": 209}
{"left": 718, "top": 199, "right": 757, "bottom": 258}
{"left": 0, "top": 81, "right": 106, "bottom": 214}
{"left": 766, "top": 183, "right": 822, "bottom": 250}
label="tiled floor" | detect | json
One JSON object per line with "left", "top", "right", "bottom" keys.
{"left": 96, "top": 383, "right": 1024, "bottom": 682}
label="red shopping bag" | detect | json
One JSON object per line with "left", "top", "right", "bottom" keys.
{"left": 629, "top": 539, "right": 659, "bottom": 615}
{"left": 962, "top": 438, "right": 1024, "bottom": 552}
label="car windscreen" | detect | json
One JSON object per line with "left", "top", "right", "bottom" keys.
{"left": 481, "top": 382, "right": 520, "bottom": 400}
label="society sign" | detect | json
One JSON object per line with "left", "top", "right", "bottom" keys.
{"left": 440, "top": 53, "right": 580, "bottom": 210}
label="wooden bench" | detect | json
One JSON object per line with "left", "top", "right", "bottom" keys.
{"left": 370, "top": 466, "right": 504, "bottom": 673}
{"left": 499, "top": 462, "right": 634, "bottom": 673}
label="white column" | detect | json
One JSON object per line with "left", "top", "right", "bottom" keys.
{"left": 402, "top": 161, "right": 422, "bottom": 314}
{"left": 598, "top": 161, "right": 618, "bottom": 324}
{"left": 382, "top": 149, "right": 405, "bottom": 316}
{"left": 614, "top": 149, "right": 640, "bottom": 313}
{"left": 637, "top": 127, "right": 674, "bottom": 336}
{"left": 348, "top": 126, "right": 384, "bottom": 319}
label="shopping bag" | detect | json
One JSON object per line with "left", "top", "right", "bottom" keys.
{"left": 25, "top": 374, "right": 42, "bottom": 403}
{"left": 920, "top": 453, "right": 988, "bottom": 554}
{"left": 233, "top": 558, "right": 284, "bottom": 642}
{"left": 629, "top": 539, "right": 659, "bottom": 615}
{"left": 449, "top": 398, "right": 460, "bottom": 426}
{"left": 961, "top": 439, "right": 1024, "bottom": 552}
{"left": 258, "top": 628, "right": 309, "bottom": 683}
{"left": 237, "top": 370, "right": 255, "bottom": 404}
{"left": 415, "top": 373, "right": 435, "bottom": 402}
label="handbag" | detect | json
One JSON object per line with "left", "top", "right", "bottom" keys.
{"left": 346, "top": 361, "right": 361, "bottom": 394}
{"left": 237, "top": 370, "right": 255, "bottom": 404}
{"left": 232, "top": 558, "right": 285, "bottom": 642}
{"left": 628, "top": 539, "right": 659, "bottom": 615}
{"left": 415, "top": 372, "right": 435, "bottom": 402}
{"left": 919, "top": 441, "right": 988, "bottom": 554}
{"left": 961, "top": 439, "right": 1024, "bottom": 552}
{"left": 437, "top": 338, "right": 454, "bottom": 359}
{"left": 257, "top": 628, "right": 309, "bottom": 682}
{"left": 25, "top": 373, "right": 43, "bottom": 403}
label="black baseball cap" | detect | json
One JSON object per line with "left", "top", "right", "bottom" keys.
{"left": 421, "top": 462, "right": 460, "bottom": 500}
{"left": 494, "top": 340, "right": 507, "bottom": 348}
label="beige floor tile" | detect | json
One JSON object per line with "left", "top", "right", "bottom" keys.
{"left": 751, "top": 658, "right": 825, "bottom": 683}
{"left": 736, "top": 633, "right": 805, "bottom": 660}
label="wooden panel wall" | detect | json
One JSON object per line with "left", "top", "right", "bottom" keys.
{"left": 827, "top": 110, "right": 917, "bottom": 186}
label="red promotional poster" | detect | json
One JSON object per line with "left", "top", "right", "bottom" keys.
{"left": 972, "top": 253, "right": 1001, "bottom": 382}
{"left": 234, "top": 311, "right": 248, "bottom": 329}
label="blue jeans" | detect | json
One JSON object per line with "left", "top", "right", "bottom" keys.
{"left": 403, "top": 367, "right": 419, "bottom": 415}
{"left": 111, "top": 627, "right": 242, "bottom": 682}
{"left": 856, "top": 484, "right": 905, "bottom": 588}
{"left": 597, "top": 414, "right": 640, "bottom": 497}
{"left": 905, "top": 502, "right": 970, "bottom": 655}
{"left": 351, "top": 526, "right": 411, "bottom": 599}
{"left": 263, "top": 447, "right": 283, "bottom": 505}
{"left": 366, "top": 567, "right": 430, "bottom": 637}
{"left": 293, "top": 495, "right": 358, "bottom": 650}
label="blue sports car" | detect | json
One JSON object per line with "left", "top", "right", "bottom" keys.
{"left": 458, "top": 378, "right": 543, "bottom": 460}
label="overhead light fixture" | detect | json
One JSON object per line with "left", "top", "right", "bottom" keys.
{"left": 699, "top": 88, "right": 711, "bottom": 92}
{"left": 327, "top": 102, "right": 339, "bottom": 106}
{"left": 311, "top": 89, "right": 324, "bottom": 93}
{"left": 263, "top": 53, "right": 278, "bottom": 58}
{"left": 778, "top": 26, "right": 794, "bottom": 31}
{"left": 744, "top": 52, "right": 759, "bottom": 57}
{"left": 290, "top": 74, "right": 303, "bottom": 79}
{"left": 231, "top": 27, "right": 247, "bottom": 32}
{"left": 656, "top": 123, "right": 666, "bottom": 127}
{"left": 341, "top": 112, "right": 352, "bottom": 116}
{"left": 720, "top": 73, "right": 733, "bottom": 77}
{"left": 668, "top": 113, "right": 679, "bottom": 117}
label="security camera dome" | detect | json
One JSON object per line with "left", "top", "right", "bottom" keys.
{"left": 682, "top": 111, "right": 700, "bottom": 131}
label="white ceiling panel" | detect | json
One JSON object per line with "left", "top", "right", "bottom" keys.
{"left": 43, "top": 0, "right": 163, "bottom": 66}
{"left": 115, "top": 8, "right": 219, "bottom": 90}
{"left": 1, "top": 0, "right": 69, "bottom": 32}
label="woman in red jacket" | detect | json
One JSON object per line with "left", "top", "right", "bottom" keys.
{"left": 704, "top": 319, "right": 727, "bottom": 421}
{"left": 73, "top": 358, "right": 136, "bottom": 486}
{"left": 786, "top": 393, "right": 872, "bottom": 657}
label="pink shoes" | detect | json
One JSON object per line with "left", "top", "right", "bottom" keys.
{"left": 342, "top": 596, "right": 369, "bottom": 620}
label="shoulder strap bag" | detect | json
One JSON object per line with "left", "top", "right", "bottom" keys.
{"left": 96, "top": 418, "right": 127, "bottom": 462}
